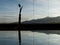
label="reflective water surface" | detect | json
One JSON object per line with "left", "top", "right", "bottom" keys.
{"left": 0, "top": 30, "right": 60, "bottom": 45}
{"left": 21, "top": 30, "right": 60, "bottom": 45}
{"left": 0, "top": 31, "right": 19, "bottom": 45}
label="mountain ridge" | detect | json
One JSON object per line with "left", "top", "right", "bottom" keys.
{"left": 22, "top": 16, "right": 60, "bottom": 24}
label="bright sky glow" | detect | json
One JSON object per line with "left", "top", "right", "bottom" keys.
{"left": 22, "top": 0, "right": 60, "bottom": 22}
{"left": 0, "top": 0, "right": 60, "bottom": 22}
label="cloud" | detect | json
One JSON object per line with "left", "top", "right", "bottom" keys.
{"left": 48, "top": 0, "right": 60, "bottom": 17}
{"left": 0, "top": 0, "right": 19, "bottom": 23}
{"left": 26, "top": 0, "right": 48, "bottom": 2}
{"left": 1, "top": 0, "right": 60, "bottom": 22}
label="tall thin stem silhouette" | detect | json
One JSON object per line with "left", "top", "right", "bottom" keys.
{"left": 18, "top": 4, "right": 23, "bottom": 45}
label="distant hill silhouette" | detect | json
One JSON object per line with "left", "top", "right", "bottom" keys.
{"left": 31, "top": 30, "right": 60, "bottom": 34}
{"left": 22, "top": 16, "right": 60, "bottom": 24}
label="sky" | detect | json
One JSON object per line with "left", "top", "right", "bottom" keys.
{"left": 0, "top": 0, "right": 60, "bottom": 23}
{"left": 21, "top": 0, "right": 60, "bottom": 22}
{"left": 0, "top": 0, "right": 19, "bottom": 23}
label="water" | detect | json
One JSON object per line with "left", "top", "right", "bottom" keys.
{"left": 21, "top": 30, "right": 60, "bottom": 45}
{"left": 0, "top": 30, "right": 60, "bottom": 45}
{"left": 0, "top": 31, "right": 19, "bottom": 45}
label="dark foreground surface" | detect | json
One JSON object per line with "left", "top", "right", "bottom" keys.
{"left": 0, "top": 23, "right": 60, "bottom": 30}
{"left": 21, "top": 24, "right": 60, "bottom": 30}
{"left": 0, "top": 24, "right": 18, "bottom": 30}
